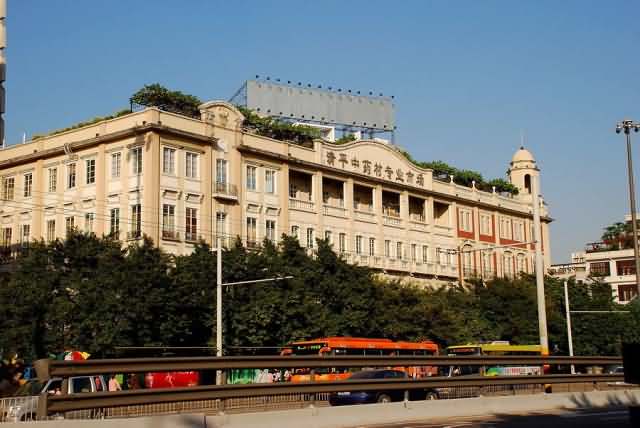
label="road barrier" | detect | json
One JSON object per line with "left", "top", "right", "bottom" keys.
{"left": 27, "top": 355, "right": 623, "bottom": 420}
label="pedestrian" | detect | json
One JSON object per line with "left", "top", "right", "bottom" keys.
{"left": 108, "top": 375, "right": 122, "bottom": 391}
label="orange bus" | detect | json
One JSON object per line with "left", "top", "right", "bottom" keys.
{"left": 280, "top": 337, "right": 439, "bottom": 382}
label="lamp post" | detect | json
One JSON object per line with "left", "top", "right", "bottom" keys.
{"left": 616, "top": 120, "right": 640, "bottom": 298}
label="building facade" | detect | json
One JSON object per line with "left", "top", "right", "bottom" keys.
{"left": 550, "top": 215, "right": 639, "bottom": 303}
{"left": 0, "top": 102, "right": 551, "bottom": 285}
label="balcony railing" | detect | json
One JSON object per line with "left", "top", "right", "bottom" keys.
{"left": 162, "top": 230, "right": 180, "bottom": 241}
{"left": 410, "top": 213, "right": 426, "bottom": 223}
{"left": 289, "top": 198, "right": 315, "bottom": 212}
{"left": 323, "top": 204, "right": 347, "bottom": 217}
{"left": 213, "top": 182, "right": 238, "bottom": 198}
{"left": 353, "top": 202, "right": 373, "bottom": 212}
{"left": 382, "top": 207, "right": 400, "bottom": 218}
{"left": 383, "top": 216, "right": 402, "bottom": 227}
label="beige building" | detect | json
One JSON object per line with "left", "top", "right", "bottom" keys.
{"left": 0, "top": 102, "right": 551, "bottom": 285}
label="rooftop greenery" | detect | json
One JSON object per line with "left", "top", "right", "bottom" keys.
{"left": 31, "top": 109, "right": 131, "bottom": 140}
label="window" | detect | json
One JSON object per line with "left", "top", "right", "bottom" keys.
{"left": 48, "top": 168, "right": 57, "bottom": 192}
{"left": 162, "top": 205, "right": 175, "bottom": 238}
{"left": 590, "top": 262, "right": 610, "bottom": 276}
{"left": 266, "top": 219, "right": 276, "bottom": 241}
{"left": 246, "top": 165, "right": 257, "bottom": 191}
{"left": 265, "top": 170, "right": 276, "bottom": 194}
{"left": 618, "top": 284, "right": 638, "bottom": 302}
{"left": 516, "top": 254, "right": 526, "bottom": 273}
{"left": 246, "top": 217, "right": 257, "bottom": 244}
{"left": 86, "top": 159, "right": 95, "bottom": 184}
{"left": 65, "top": 216, "right": 75, "bottom": 234}
{"left": 2, "top": 227, "right": 11, "bottom": 247}
{"left": 480, "top": 213, "right": 492, "bottom": 235}
{"left": 130, "top": 205, "right": 141, "bottom": 238}
{"left": 110, "top": 208, "right": 120, "bottom": 236}
{"left": 289, "top": 183, "right": 297, "bottom": 198}
{"left": 617, "top": 259, "right": 636, "bottom": 276}
{"left": 46, "top": 220, "right": 56, "bottom": 242}
{"left": 339, "top": 233, "right": 346, "bottom": 253}
{"left": 513, "top": 221, "right": 524, "bottom": 242}
{"left": 324, "top": 230, "right": 332, "bottom": 243}
{"left": 23, "top": 173, "right": 32, "bottom": 197}
{"left": 438, "top": 248, "right": 450, "bottom": 266}
{"left": 20, "top": 224, "right": 30, "bottom": 246}
{"left": 216, "top": 212, "right": 227, "bottom": 242}
{"left": 216, "top": 159, "right": 227, "bottom": 184}
{"left": 499, "top": 217, "right": 512, "bottom": 239}
{"left": 355, "top": 235, "right": 363, "bottom": 254}
{"left": 67, "top": 163, "right": 76, "bottom": 188}
{"left": 185, "top": 152, "right": 198, "bottom": 178}
{"left": 2, "top": 177, "right": 14, "bottom": 200}
{"left": 459, "top": 209, "right": 472, "bottom": 232}
{"left": 185, "top": 207, "right": 198, "bottom": 241}
{"left": 422, "top": 245, "right": 429, "bottom": 263}
{"left": 396, "top": 242, "right": 403, "bottom": 260}
{"left": 111, "top": 152, "right": 121, "bottom": 178}
{"left": 503, "top": 252, "right": 514, "bottom": 277}
{"left": 131, "top": 147, "right": 143, "bottom": 174}
{"left": 163, "top": 147, "right": 175, "bottom": 174}
{"left": 291, "top": 225, "right": 300, "bottom": 239}
{"left": 84, "top": 213, "right": 95, "bottom": 233}
{"left": 369, "top": 238, "right": 376, "bottom": 256}
{"left": 385, "top": 240, "right": 391, "bottom": 257}
{"left": 411, "top": 244, "right": 417, "bottom": 261}
{"left": 306, "top": 228, "right": 314, "bottom": 249}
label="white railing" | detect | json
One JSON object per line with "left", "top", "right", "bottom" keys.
{"left": 289, "top": 198, "right": 315, "bottom": 211}
{"left": 383, "top": 216, "right": 402, "bottom": 227}
{"left": 323, "top": 205, "right": 347, "bottom": 217}
{"left": 353, "top": 202, "right": 373, "bottom": 212}
{"left": 355, "top": 210, "right": 376, "bottom": 221}
{"left": 410, "top": 221, "right": 428, "bottom": 231}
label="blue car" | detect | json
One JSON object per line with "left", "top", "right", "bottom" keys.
{"left": 329, "top": 369, "right": 418, "bottom": 405}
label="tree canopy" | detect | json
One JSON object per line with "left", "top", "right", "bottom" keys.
{"left": 130, "top": 83, "right": 202, "bottom": 118}
{"left": 1, "top": 231, "right": 638, "bottom": 362}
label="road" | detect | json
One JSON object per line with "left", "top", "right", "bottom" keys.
{"left": 360, "top": 407, "right": 632, "bottom": 428}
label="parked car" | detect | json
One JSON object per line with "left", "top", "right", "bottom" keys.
{"left": 329, "top": 369, "right": 422, "bottom": 406}
{"left": 1, "top": 375, "right": 106, "bottom": 422}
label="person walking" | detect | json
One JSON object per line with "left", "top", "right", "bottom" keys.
{"left": 108, "top": 375, "right": 122, "bottom": 391}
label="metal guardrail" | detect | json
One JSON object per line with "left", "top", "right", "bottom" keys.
{"left": 38, "top": 355, "right": 622, "bottom": 378}
{"left": 32, "top": 355, "right": 624, "bottom": 419}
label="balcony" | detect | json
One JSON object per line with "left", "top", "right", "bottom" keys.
{"left": 213, "top": 182, "right": 238, "bottom": 200}
{"left": 383, "top": 216, "right": 402, "bottom": 227}
{"left": 323, "top": 204, "right": 347, "bottom": 217}
{"left": 289, "top": 198, "right": 315, "bottom": 212}
{"left": 410, "top": 221, "right": 428, "bottom": 232}
{"left": 162, "top": 230, "right": 180, "bottom": 241}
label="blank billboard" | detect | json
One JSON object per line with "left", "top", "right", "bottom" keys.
{"left": 245, "top": 80, "right": 394, "bottom": 131}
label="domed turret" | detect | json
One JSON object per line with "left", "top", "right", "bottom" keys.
{"left": 508, "top": 146, "right": 539, "bottom": 195}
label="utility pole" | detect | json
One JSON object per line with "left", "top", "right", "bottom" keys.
{"left": 531, "top": 175, "right": 549, "bottom": 355}
{"left": 563, "top": 281, "right": 575, "bottom": 374}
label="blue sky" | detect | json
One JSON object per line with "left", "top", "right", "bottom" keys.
{"left": 6, "top": 1, "right": 640, "bottom": 262}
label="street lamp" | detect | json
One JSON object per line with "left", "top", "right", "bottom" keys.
{"left": 615, "top": 119, "right": 640, "bottom": 298}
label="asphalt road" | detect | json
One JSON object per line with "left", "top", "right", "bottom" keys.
{"left": 359, "top": 407, "right": 633, "bottom": 428}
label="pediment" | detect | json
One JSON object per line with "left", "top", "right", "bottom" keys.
{"left": 322, "top": 140, "right": 432, "bottom": 190}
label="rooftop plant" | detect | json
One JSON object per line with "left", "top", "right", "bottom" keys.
{"left": 31, "top": 109, "right": 131, "bottom": 140}
{"left": 236, "top": 105, "right": 321, "bottom": 147}
{"left": 130, "top": 83, "right": 202, "bottom": 118}
{"left": 400, "top": 150, "right": 519, "bottom": 196}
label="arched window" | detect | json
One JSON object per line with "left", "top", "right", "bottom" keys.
{"left": 524, "top": 174, "right": 531, "bottom": 194}
{"left": 503, "top": 251, "right": 514, "bottom": 278}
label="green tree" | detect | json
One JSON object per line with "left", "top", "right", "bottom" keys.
{"left": 130, "top": 83, "right": 202, "bottom": 118}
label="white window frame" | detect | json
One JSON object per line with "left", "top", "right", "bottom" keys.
{"left": 411, "top": 243, "right": 417, "bottom": 261}
{"left": 185, "top": 207, "right": 198, "bottom": 241}
{"left": 480, "top": 213, "right": 492, "bottom": 235}
{"left": 266, "top": 219, "right": 276, "bottom": 241}
{"left": 459, "top": 209, "right": 472, "bottom": 232}
{"left": 85, "top": 159, "right": 96, "bottom": 185}
{"left": 110, "top": 208, "right": 120, "bottom": 236}
{"left": 339, "top": 233, "right": 346, "bottom": 253}
{"left": 306, "top": 228, "right": 314, "bottom": 249}
{"left": 185, "top": 152, "right": 198, "bottom": 179}
{"left": 246, "top": 165, "right": 257, "bottom": 191}
{"left": 369, "top": 238, "right": 376, "bottom": 256}
{"left": 265, "top": 169, "right": 276, "bottom": 194}
{"left": 23, "top": 173, "right": 32, "bottom": 197}
{"left": 85, "top": 213, "right": 95, "bottom": 233}
{"left": 246, "top": 217, "right": 257, "bottom": 243}
{"left": 216, "top": 159, "right": 228, "bottom": 184}
{"left": 163, "top": 147, "right": 176, "bottom": 175}
{"left": 396, "top": 242, "right": 403, "bottom": 260}
{"left": 48, "top": 168, "right": 57, "bottom": 192}
{"left": 324, "top": 230, "right": 332, "bottom": 243}
{"left": 291, "top": 225, "right": 300, "bottom": 239}
{"left": 131, "top": 205, "right": 141, "bottom": 236}
{"left": 162, "top": 204, "right": 175, "bottom": 234}
{"left": 46, "top": 219, "right": 56, "bottom": 242}
{"left": 65, "top": 216, "right": 75, "bottom": 233}
{"left": 355, "top": 235, "right": 363, "bottom": 254}
{"left": 131, "top": 147, "right": 143, "bottom": 175}
{"left": 422, "top": 245, "right": 429, "bottom": 263}
{"left": 20, "top": 224, "right": 30, "bottom": 245}
{"left": 2, "top": 177, "right": 14, "bottom": 200}
{"left": 385, "top": 240, "right": 391, "bottom": 257}
{"left": 111, "top": 152, "right": 121, "bottom": 178}
{"left": 67, "top": 163, "right": 76, "bottom": 189}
